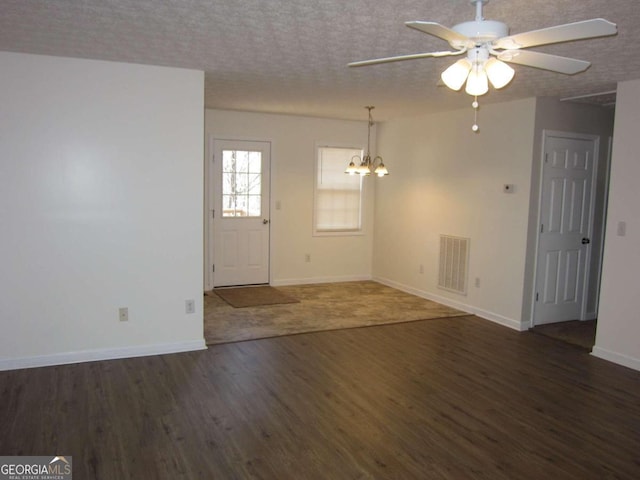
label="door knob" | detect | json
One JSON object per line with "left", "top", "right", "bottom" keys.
{"left": 263, "top": 219, "right": 270, "bottom": 224}
{"left": 582, "top": 237, "right": 590, "bottom": 244}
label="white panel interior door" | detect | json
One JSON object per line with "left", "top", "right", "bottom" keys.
{"left": 534, "top": 132, "right": 598, "bottom": 326}
{"left": 212, "top": 140, "right": 270, "bottom": 287}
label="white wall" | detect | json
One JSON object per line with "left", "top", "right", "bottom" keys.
{"left": 593, "top": 79, "right": 640, "bottom": 371}
{"left": 205, "top": 109, "right": 375, "bottom": 286}
{"left": 0, "top": 53, "right": 205, "bottom": 370}
{"left": 373, "top": 99, "right": 537, "bottom": 329}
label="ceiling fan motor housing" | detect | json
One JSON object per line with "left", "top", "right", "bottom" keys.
{"left": 452, "top": 20, "right": 509, "bottom": 47}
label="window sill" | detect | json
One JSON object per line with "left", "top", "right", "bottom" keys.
{"left": 313, "top": 229, "right": 364, "bottom": 237}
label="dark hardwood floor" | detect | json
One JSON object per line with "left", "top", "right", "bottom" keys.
{"left": 1, "top": 315, "right": 639, "bottom": 479}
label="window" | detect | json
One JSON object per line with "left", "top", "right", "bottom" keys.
{"left": 314, "top": 146, "right": 363, "bottom": 234}
{"left": 221, "top": 149, "right": 262, "bottom": 217}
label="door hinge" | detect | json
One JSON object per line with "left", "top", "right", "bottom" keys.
{"left": 212, "top": 209, "right": 215, "bottom": 219}
{"left": 540, "top": 223, "right": 544, "bottom": 233}
{"left": 544, "top": 153, "right": 549, "bottom": 163}
{"left": 535, "top": 292, "right": 539, "bottom": 301}
{"left": 212, "top": 264, "right": 215, "bottom": 273}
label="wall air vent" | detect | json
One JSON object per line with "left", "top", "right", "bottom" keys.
{"left": 438, "top": 235, "right": 470, "bottom": 295}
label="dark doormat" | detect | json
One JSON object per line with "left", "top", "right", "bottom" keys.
{"left": 531, "top": 320, "right": 596, "bottom": 351}
{"left": 213, "top": 285, "right": 300, "bottom": 308}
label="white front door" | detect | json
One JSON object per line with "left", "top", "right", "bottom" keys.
{"left": 211, "top": 140, "right": 271, "bottom": 287}
{"left": 534, "top": 132, "right": 598, "bottom": 326}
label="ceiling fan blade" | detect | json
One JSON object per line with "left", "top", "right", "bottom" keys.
{"left": 493, "top": 18, "right": 617, "bottom": 50}
{"left": 348, "top": 50, "right": 463, "bottom": 68}
{"left": 405, "top": 21, "right": 474, "bottom": 49}
{"left": 498, "top": 50, "right": 591, "bottom": 75}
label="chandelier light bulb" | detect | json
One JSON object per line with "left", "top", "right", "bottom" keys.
{"left": 345, "top": 159, "right": 358, "bottom": 175}
{"left": 374, "top": 159, "right": 388, "bottom": 177}
{"left": 441, "top": 59, "right": 472, "bottom": 91}
{"left": 357, "top": 162, "right": 371, "bottom": 176}
{"left": 485, "top": 58, "right": 515, "bottom": 89}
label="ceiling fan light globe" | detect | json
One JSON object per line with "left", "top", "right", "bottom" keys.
{"left": 485, "top": 58, "right": 515, "bottom": 89}
{"left": 441, "top": 59, "right": 472, "bottom": 91}
{"left": 465, "top": 67, "right": 489, "bottom": 96}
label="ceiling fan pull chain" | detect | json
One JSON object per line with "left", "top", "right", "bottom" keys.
{"left": 472, "top": 97, "right": 480, "bottom": 132}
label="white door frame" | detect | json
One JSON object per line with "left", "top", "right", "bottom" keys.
{"left": 204, "top": 136, "right": 273, "bottom": 290}
{"left": 531, "top": 130, "right": 600, "bottom": 327}
{"left": 591, "top": 135, "right": 614, "bottom": 318}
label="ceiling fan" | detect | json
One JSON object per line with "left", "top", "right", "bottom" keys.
{"left": 349, "top": 0, "right": 617, "bottom": 99}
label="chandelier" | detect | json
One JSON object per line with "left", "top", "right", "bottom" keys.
{"left": 345, "top": 106, "right": 389, "bottom": 177}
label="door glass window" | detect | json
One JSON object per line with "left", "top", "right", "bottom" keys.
{"left": 222, "top": 150, "right": 262, "bottom": 217}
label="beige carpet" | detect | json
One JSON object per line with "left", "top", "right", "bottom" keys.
{"left": 214, "top": 286, "right": 299, "bottom": 308}
{"left": 204, "top": 281, "right": 466, "bottom": 345}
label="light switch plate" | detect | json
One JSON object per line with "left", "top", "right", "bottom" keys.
{"left": 185, "top": 299, "right": 195, "bottom": 314}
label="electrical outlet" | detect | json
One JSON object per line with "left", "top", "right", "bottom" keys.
{"left": 185, "top": 299, "right": 195, "bottom": 314}
{"left": 305, "top": 254, "right": 311, "bottom": 263}
{"left": 119, "top": 307, "right": 129, "bottom": 322}
{"left": 474, "top": 277, "right": 481, "bottom": 288}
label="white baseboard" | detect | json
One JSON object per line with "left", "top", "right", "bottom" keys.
{"left": 0, "top": 339, "right": 207, "bottom": 372}
{"left": 373, "top": 276, "right": 526, "bottom": 332}
{"left": 271, "top": 274, "right": 372, "bottom": 287}
{"left": 591, "top": 346, "right": 640, "bottom": 372}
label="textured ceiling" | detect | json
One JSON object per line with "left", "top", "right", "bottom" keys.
{"left": 1, "top": 0, "right": 639, "bottom": 120}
